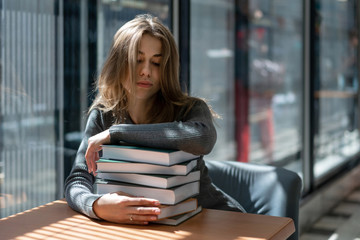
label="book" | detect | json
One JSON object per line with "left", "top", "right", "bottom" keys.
{"left": 96, "top": 158, "right": 198, "bottom": 175}
{"left": 157, "top": 198, "right": 198, "bottom": 220}
{"left": 154, "top": 206, "right": 202, "bottom": 225}
{"left": 101, "top": 145, "right": 199, "bottom": 166}
{"left": 95, "top": 180, "right": 200, "bottom": 205}
{"left": 96, "top": 170, "right": 200, "bottom": 189}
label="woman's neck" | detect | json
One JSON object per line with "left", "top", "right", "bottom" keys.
{"left": 127, "top": 98, "right": 154, "bottom": 124}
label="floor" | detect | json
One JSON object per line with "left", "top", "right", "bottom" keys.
{"left": 300, "top": 187, "right": 360, "bottom": 240}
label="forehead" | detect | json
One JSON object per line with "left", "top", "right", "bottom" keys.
{"left": 138, "top": 34, "right": 162, "bottom": 55}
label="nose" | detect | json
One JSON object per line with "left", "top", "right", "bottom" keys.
{"left": 139, "top": 61, "right": 151, "bottom": 78}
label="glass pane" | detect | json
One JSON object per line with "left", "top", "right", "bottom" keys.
{"left": 235, "top": 1, "right": 304, "bottom": 173}
{"left": 314, "top": 0, "right": 360, "bottom": 179}
{"left": 97, "top": 0, "right": 171, "bottom": 70}
{"left": 0, "top": 0, "right": 62, "bottom": 217}
{"left": 190, "top": 0, "right": 236, "bottom": 161}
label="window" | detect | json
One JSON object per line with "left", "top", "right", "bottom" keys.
{"left": 313, "top": 0, "right": 360, "bottom": 180}
{"left": 190, "top": 0, "right": 304, "bottom": 177}
{"left": 190, "top": 0, "right": 236, "bottom": 161}
{"left": 0, "top": 0, "right": 62, "bottom": 217}
{"left": 237, "top": 0, "right": 304, "bottom": 174}
{"left": 0, "top": 0, "right": 174, "bottom": 219}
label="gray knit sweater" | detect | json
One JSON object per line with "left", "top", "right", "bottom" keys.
{"left": 64, "top": 99, "right": 245, "bottom": 219}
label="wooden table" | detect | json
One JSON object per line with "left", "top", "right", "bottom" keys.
{"left": 0, "top": 199, "right": 295, "bottom": 240}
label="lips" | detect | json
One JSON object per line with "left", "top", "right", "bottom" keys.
{"left": 136, "top": 80, "right": 153, "bottom": 88}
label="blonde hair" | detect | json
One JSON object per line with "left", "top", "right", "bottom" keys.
{"left": 89, "top": 14, "right": 198, "bottom": 123}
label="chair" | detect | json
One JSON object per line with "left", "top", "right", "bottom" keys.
{"left": 205, "top": 160, "right": 302, "bottom": 240}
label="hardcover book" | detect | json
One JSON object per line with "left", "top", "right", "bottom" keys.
{"left": 157, "top": 198, "right": 198, "bottom": 220}
{"left": 154, "top": 206, "right": 202, "bottom": 226}
{"left": 101, "top": 145, "right": 199, "bottom": 166}
{"left": 96, "top": 158, "right": 198, "bottom": 175}
{"left": 95, "top": 180, "right": 200, "bottom": 205}
{"left": 96, "top": 170, "right": 200, "bottom": 189}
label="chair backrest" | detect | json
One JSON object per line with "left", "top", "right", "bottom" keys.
{"left": 205, "top": 160, "right": 302, "bottom": 240}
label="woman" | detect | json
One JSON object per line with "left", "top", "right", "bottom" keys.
{"left": 64, "top": 14, "right": 245, "bottom": 225}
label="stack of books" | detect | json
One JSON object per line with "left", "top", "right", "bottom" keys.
{"left": 95, "top": 145, "right": 202, "bottom": 225}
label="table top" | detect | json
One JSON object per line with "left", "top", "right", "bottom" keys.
{"left": 0, "top": 199, "right": 295, "bottom": 240}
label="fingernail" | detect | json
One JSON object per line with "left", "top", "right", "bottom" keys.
{"left": 155, "top": 209, "right": 161, "bottom": 213}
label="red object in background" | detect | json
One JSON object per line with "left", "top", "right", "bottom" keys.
{"left": 235, "top": 81, "right": 275, "bottom": 163}
{"left": 235, "top": 81, "right": 249, "bottom": 162}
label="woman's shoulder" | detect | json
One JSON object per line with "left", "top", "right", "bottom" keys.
{"left": 187, "top": 97, "right": 219, "bottom": 119}
{"left": 187, "top": 97, "right": 212, "bottom": 110}
{"left": 88, "top": 106, "right": 116, "bottom": 127}
{"left": 182, "top": 95, "right": 206, "bottom": 107}
{"left": 88, "top": 106, "right": 105, "bottom": 117}
{"left": 175, "top": 96, "right": 214, "bottom": 120}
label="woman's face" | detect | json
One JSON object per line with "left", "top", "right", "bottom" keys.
{"left": 125, "top": 34, "right": 162, "bottom": 103}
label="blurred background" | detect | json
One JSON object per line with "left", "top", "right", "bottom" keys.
{"left": 0, "top": 0, "right": 359, "bottom": 237}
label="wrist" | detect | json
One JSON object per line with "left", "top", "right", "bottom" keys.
{"left": 92, "top": 197, "right": 103, "bottom": 220}
{"left": 105, "top": 129, "right": 111, "bottom": 144}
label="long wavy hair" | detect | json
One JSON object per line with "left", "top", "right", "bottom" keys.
{"left": 89, "top": 14, "right": 198, "bottom": 123}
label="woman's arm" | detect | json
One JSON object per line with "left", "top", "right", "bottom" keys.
{"left": 109, "top": 100, "right": 217, "bottom": 155}
{"left": 64, "top": 109, "right": 107, "bottom": 218}
{"left": 64, "top": 110, "right": 161, "bottom": 223}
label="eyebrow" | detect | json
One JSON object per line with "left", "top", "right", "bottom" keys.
{"left": 138, "top": 51, "right": 162, "bottom": 57}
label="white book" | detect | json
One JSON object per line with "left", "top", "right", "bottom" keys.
{"left": 101, "top": 145, "right": 199, "bottom": 166}
{"left": 96, "top": 159, "right": 198, "bottom": 175}
{"left": 155, "top": 206, "right": 202, "bottom": 226}
{"left": 95, "top": 180, "right": 200, "bottom": 205}
{"left": 157, "top": 198, "right": 198, "bottom": 220}
{"left": 96, "top": 171, "right": 200, "bottom": 189}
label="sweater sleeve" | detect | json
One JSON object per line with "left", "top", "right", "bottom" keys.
{"left": 64, "top": 109, "right": 105, "bottom": 219}
{"left": 108, "top": 100, "right": 217, "bottom": 155}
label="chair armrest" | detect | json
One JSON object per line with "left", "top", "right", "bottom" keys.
{"left": 205, "top": 160, "right": 302, "bottom": 240}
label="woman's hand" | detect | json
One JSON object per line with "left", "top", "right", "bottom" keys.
{"left": 85, "top": 129, "right": 111, "bottom": 175}
{"left": 93, "top": 192, "right": 161, "bottom": 224}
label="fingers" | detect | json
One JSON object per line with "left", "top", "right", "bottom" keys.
{"left": 85, "top": 146, "right": 93, "bottom": 174}
{"left": 85, "top": 151, "right": 96, "bottom": 175}
{"left": 85, "top": 130, "right": 111, "bottom": 175}
{"left": 126, "top": 206, "right": 161, "bottom": 224}
{"left": 85, "top": 143, "right": 102, "bottom": 175}
{"left": 122, "top": 196, "right": 161, "bottom": 222}
{"left": 126, "top": 197, "right": 161, "bottom": 207}
{"left": 92, "top": 153, "right": 98, "bottom": 176}
{"left": 128, "top": 206, "right": 161, "bottom": 215}
{"left": 93, "top": 151, "right": 100, "bottom": 176}
{"left": 126, "top": 204, "right": 161, "bottom": 225}
{"left": 127, "top": 213, "right": 159, "bottom": 224}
